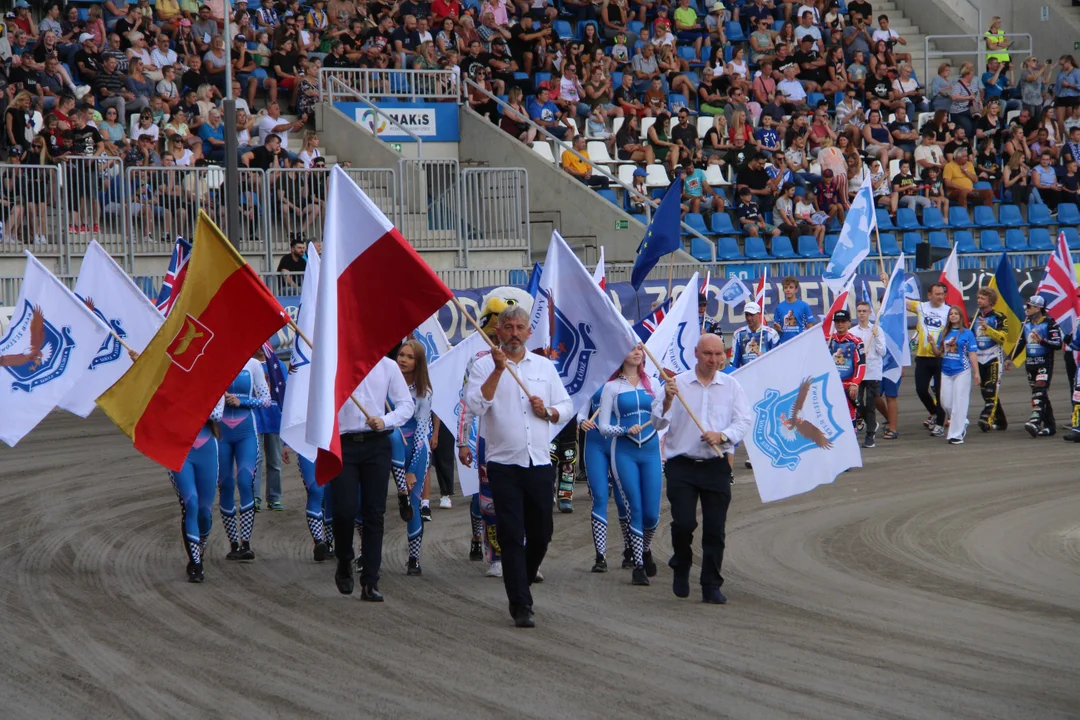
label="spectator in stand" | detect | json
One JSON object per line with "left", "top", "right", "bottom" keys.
{"left": 777, "top": 64, "right": 807, "bottom": 110}
{"left": 944, "top": 146, "right": 993, "bottom": 209}
{"left": 872, "top": 15, "right": 910, "bottom": 65}
{"left": 671, "top": 108, "right": 700, "bottom": 164}
{"left": 499, "top": 87, "right": 537, "bottom": 146}
{"left": 647, "top": 111, "right": 683, "bottom": 176}
{"left": 863, "top": 108, "right": 903, "bottom": 167}
{"left": 1001, "top": 151, "right": 1031, "bottom": 206}
{"left": 258, "top": 101, "right": 305, "bottom": 157}
{"left": 191, "top": 5, "right": 220, "bottom": 53}
{"left": 914, "top": 126, "right": 945, "bottom": 179}
{"left": 198, "top": 107, "right": 226, "bottom": 161}
{"left": 508, "top": 15, "right": 550, "bottom": 76}
{"left": 614, "top": 71, "right": 649, "bottom": 118}
{"left": 891, "top": 159, "right": 931, "bottom": 213}
{"left": 888, "top": 105, "right": 919, "bottom": 161}
{"left": 561, "top": 135, "right": 610, "bottom": 189}
{"left": 735, "top": 185, "right": 781, "bottom": 239}
{"left": 277, "top": 236, "right": 307, "bottom": 287}
{"left": 842, "top": 11, "right": 872, "bottom": 65}
{"left": 1031, "top": 151, "right": 1064, "bottom": 213}
{"left": 672, "top": 0, "right": 708, "bottom": 62}
{"left": 95, "top": 53, "right": 133, "bottom": 119}
{"left": 748, "top": 18, "right": 776, "bottom": 67}
{"left": 752, "top": 60, "right": 785, "bottom": 122}
{"left": 948, "top": 63, "right": 980, "bottom": 139}
{"left": 1019, "top": 57, "right": 1052, "bottom": 119}
{"left": 631, "top": 43, "right": 664, "bottom": 94}
{"left": 816, "top": 169, "right": 846, "bottom": 225}
{"left": 774, "top": 182, "right": 823, "bottom": 247}
{"left": 527, "top": 83, "right": 574, "bottom": 140}
{"left": 982, "top": 57, "right": 1019, "bottom": 112}
{"left": 682, "top": 160, "right": 725, "bottom": 217}
{"left": 615, "top": 114, "right": 656, "bottom": 165}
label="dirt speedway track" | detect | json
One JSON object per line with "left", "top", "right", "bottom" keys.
{"left": 1, "top": 381, "right": 1078, "bottom": 720}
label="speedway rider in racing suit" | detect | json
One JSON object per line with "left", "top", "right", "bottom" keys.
{"left": 1013, "top": 295, "right": 1062, "bottom": 438}
{"left": 973, "top": 287, "right": 1009, "bottom": 432}
{"left": 827, "top": 309, "right": 867, "bottom": 421}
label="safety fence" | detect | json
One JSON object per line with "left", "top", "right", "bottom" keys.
{"left": 319, "top": 68, "right": 459, "bottom": 102}
{"left": 0, "top": 164, "right": 64, "bottom": 256}
{"left": 460, "top": 168, "right": 530, "bottom": 259}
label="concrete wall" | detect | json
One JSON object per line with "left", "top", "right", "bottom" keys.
{"left": 316, "top": 104, "right": 458, "bottom": 164}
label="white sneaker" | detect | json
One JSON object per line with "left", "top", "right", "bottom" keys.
{"left": 438, "top": 496, "right": 452, "bottom": 509}
{"left": 533, "top": 569, "right": 544, "bottom": 582}
{"left": 74, "top": 85, "right": 91, "bottom": 99}
{"left": 34, "top": 235, "right": 46, "bottom": 245}
{"left": 486, "top": 560, "right": 502, "bottom": 577}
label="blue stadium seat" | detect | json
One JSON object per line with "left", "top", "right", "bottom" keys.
{"left": 507, "top": 269, "right": 528, "bottom": 286}
{"left": 895, "top": 208, "right": 921, "bottom": 230}
{"left": 921, "top": 207, "right": 947, "bottom": 229}
{"left": 973, "top": 205, "right": 998, "bottom": 227}
{"left": 677, "top": 46, "right": 703, "bottom": 66}
{"left": 875, "top": 208, "right": 895, "bottom": 230}
{"left": 1058, "top": 203, "right": 1080, "bottom": 226}
{"left": 627, "top": 20, "right": 644, "bottom": 35}
{"left": 797, "top": 235, "right": 824, "bottom": 258}
{"left": 902, "top": 232, "right": 922, "bottom": 255}
{"left": 998, "top": 204, "right": 1026, "bottom": 227}
{"left": 1063, "top": 227, "right": 1080, "bottom": 250}
{"left": 682, "top": 212, "right": 709, "bottom": 236}
{"left": 1004, "top": 229, "right": 1029, "bottom": 251}
{"left": 948, "top": 206, "right": 973, "bottom": 228}
{"left": 1028, "top": 203, "right": 1053, "bottom": 227}
{"left": 823, "top": 234, "right": 839, "bottom": 255}
{"left": 553, "top": 20, "right": 573, "bottom": 40}
{"left": 744, "top": 236, "right": 771, "bottom": 259}
{"left": 534, "top": 72, "right": 551, "bottom": 88}
{"left": 807, "top": 92, "right": 825, "bottom": 108}
{"left": 1028, "top": 227, "right": 1054, "bottom": 250}
{"left": 928, "top": 231, "right": 951, "bottom": 249}
{"left": 690, "top": 236, "right": 715, "bottom": 261}
{"left": 597, "top": 189, "right": 619, "bottom": 207}
{"left": 771, "top": 236, "right": 798, "bottom": 258}
{"left": 716, "top": 237, "right": 746, "bottom": 260}
{"left": 611, "top": 72, "right": 623, "bottom": 88}
{"left": 979, "top": 230, "right": 1004, "bottom": 252}
{"left": 772, "top": 20, "right": 785, "bottom": 32}
{"left": 576, "top": 20, "right": 600, "bottom": 39}
{"left": 711, "top": 212, "right": 741, "bottom": 235}
{"left": 954, "top": 231, "right": 977, "bottom": 253}
{"left": 725, "top": 21, "right": 746, "bottom": 42}
{"left": 878, "top": 233, "right": 900, "bottom": 256}
{"left": 667, "top": 93, "right": 689, "bottom": 113}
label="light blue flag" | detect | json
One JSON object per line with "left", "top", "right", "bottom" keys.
{"left": 878, "top": 254, "right": 911, "bottom": 383}
{"left": 822, "top": 173, "right": 876, "bottom": 293}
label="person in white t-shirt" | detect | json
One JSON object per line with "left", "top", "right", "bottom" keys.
{"left": 850, "top": 300, "right": 886, "bottom": 448}
{"left": 256, "top": 101, "right": 304, "bottom": 159}
{"left": 777, "top": 64, "right": 807, "bottom": 108}
{"left": 871, "top": 15, "right": 910, "bottom": 65}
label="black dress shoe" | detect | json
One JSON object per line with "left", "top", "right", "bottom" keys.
{"left": 186, "top": 560, "right": 195, "bottom": 578}
{"left": 361, "top": 584, "right": 384, "bottom": 602}
{"left": 398, "top": 494, "right": 413, "bottom": 522}
{"left": 335, "top": 561, "right": 354, "bottom": 595}
{"left": 702, "top": 586, "right": 728, "bottom": 604}
{"left": 469, "top": 540, "right": 483, "bottom": 561}
{"left": 239, "top": 541, "right": 255, "bottom": 561}
{"left": 513, "top": 606, "right": 535, "bottom": 628}
{"left": 314, "top": 541, "right": 329, "bottom": 562}
{"left": 631, "top": 567, "right": 650, "bottom": 586}
{"left": 642, "top": 550, "right": 657, "bottom": 577}
{"left": 188, "top": 562, "right": 204, "bottom": 583}
{"left": 671, "top": 558, "right": 690, "bottom": 598}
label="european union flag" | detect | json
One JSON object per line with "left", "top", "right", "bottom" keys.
{"left": 630, "top": 176, "right": 683, "bottom": 290}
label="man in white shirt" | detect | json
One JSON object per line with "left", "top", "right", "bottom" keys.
{"left": 331, "top": 356, "right": 415, "bottom": 600}
{"left": 913, "top": 126, "right": 944, "bottom": 180}
{"left": 652, "top": 334, "right": 751, "bottom": 604}
{"left": 256, "top": 101, "right": 305, "bottom": 157}
{"left": 850, "top": 300, "right": 886, "bottom": 448}
{"left": 466, "top": 305, "right": 573, "bottom": 628}
{"left": 777, "top": 64, "right": 808, "bottom": 108}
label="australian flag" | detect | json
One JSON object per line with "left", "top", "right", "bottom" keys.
{"left": 262, "top": 341, "right": 287, "bottom": 406}
{"left": 632, "top": 298, "right": 672, "bottom": 342}
{"left": 155, "top": 236, "right": 191, "bottom": 317}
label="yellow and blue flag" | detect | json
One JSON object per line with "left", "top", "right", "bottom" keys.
{"left": 988, "top": 250, "right": 1024, "bottom": 364}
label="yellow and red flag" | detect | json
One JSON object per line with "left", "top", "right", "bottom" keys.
{"left": 98, "top": 211, "right": 288, "bottom": 470}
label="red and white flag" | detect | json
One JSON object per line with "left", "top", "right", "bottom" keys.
{"left": 754, "top": 265, "right": 768, "bottom": 323}
{"left": 820, "top": 283, "right": 851, "bottom": 337}
{"left": 592, "top": 245, "right": 606, "bottom": 290}
{"left": 306, "top": 167, "right": 453, "bottom": 484}
{"left": 1035, "top": 231, "right": 1080, "bottom": 336}
{"left": 939, "top": 244, "right": 967, "bottom": 323}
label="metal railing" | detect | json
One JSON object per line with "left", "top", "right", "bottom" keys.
{"left": 319, "top": 68, "right": 459, "bottom": 102}
{"left": 398, "top": 158, "right": 462, "bottom": 258}
{"left": 460, "top": 167, "right": 530, "bottom": 259}
{"left": 325, "top": 76, "right": 424, "bottom": 154}
{"left": 923, "top": 32, "right": 1033, "bottom": 93}
{"left": 61, "top": 155, "right": 127, "bottom": 266}
{"left": 0, "top": 164, "right": 63, "bottom": 255}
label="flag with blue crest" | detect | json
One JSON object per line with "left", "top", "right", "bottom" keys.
{"left": 878, "top": 255, "right": 911, "bottom": 383}
{"left": 630, "top": 176, "right": 683, "bottom": 290}
{"left": 822, "top": 174, "right": 875, "bottom": 293}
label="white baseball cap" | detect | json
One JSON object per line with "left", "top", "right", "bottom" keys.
{"left": 78, "top": 33, "right": 95, "bottom": 43}
{"left": 744, "top": 301, "right": 761, "bottom": 314}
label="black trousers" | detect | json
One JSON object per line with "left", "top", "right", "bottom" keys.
{"left": 550, "top": 421, "right": 578, "bottom": 502}
{"left": 487, "top": 461, "right": 554, "bottom": 610}
{"left": 331, "top": 432, "right": 392, "bottom": 587}
{"left": 858, "top": 379, "right": 881, "bottom": 433}
{"left": 666, "top": 455, "right": 732, "bottom": 589}
{"left": 915, "top": 356, "right": 945, "bottom": 425}
{"left": 1025, "top": 359, "right": 1055, "bottom": 431}
{"left": 431, "top": 419, "right": 455, "bottom": 497}
{"left": 978, "top": 359, "right": 1007, "bottom": 429}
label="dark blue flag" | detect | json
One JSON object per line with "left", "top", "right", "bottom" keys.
{"left": 630, "top": 176, "right": 683, "bottom": 290}
{"left": 262, "top": 341, "right": 287, "bottom": 407}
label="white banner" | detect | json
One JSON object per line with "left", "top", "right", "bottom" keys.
{"left": 429, "top": 331, "right": 488, "bottom": 496}
{"left": 413, "top": 312, "right": 451, "bottom": 364}
{"left": 644, "top": 271, "right": 700, "bottom": 388}
{"left": 279, "top": 247, "right": 321, "bottom": 462}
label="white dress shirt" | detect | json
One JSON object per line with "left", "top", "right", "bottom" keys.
{"left": 466, "top": 351, "right": 573, "bottom": 467}
{"left": 337, "top": 356, "right": 415, "bottom": 434}
{"left": 652, "top": 369, "right": 752, "bottom": 460}
{"left": 851, "top": 323, "right": 886, "bottom": 381}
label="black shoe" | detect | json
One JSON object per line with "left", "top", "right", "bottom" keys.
{"left": 355, "top": 554, "right": 364, "bottom": 572}
{"left": 863, "top": 433, "right": 876, "bottom": 448}
{"left": 1064, "top": 430, "right": 1080, "bottom": 442}
{"left": 513, "top": 606, "right": 535, "bottom": 629}
{"left": 670, "top": 557, "right": 690, "bottom": 598}
{"left": 188, "top": 562, "right": 204, "bottom": 583}
{"left": 326, "top": 544, "right": 336, "bottom": 558}
{"left": 744, "top": 460, "right": 752, "bottom": 469}
{"left": 398, "top": 494, "right": 413, "bottom": 522}
{"left": 621, "top": 547, "right": 634, "bottom": 569}
{"left": 420, "top": 505, "right": 432, "bottom": 522}
{"left": 642, "top": 551, "right": 657, "bottom": 577}
{"left": 469, "top": 540, "right": 483, "bottom": 561}
{"left": 186, "top": 560, "right": 195, "bottom": 578}
{"left": 239, "top": 541, "right": 255, "bottom": 561}
{"left": 591, "top": 553, "right": 608, "bottom": 573}
{"left": 1025, "top": 421, "right": 1039, "bottom": 438}
{"left": 226, "top": 541, "right": 243, "bottom": 561}
{"left": 361, "top": 584, "right": 384, "bottom": 602}
{"left": 631, "top": 567, "right": 650, "bottom": 586}
{"left": 702, "top": 586, "right": 728, "bottom": 604}
{"left": 978, "top": 419, "right": 991, "bottom": 433}
{"left": 407, "top": 557, "right": 422, "bottom": 576}
{"left": 314, "top": 541, "right": 329, "bottom": 562}
{"left": 335, "top": 560, "right": 354, "bottom": 595}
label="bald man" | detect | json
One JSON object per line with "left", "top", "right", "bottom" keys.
{"left": 652, "top": 335, "right": 751, "bottom": 604}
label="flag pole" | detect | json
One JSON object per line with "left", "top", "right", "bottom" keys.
{"left": 287, "top": 319, "right": 373, "bottom": 420}
{"left": 874, "top": 225, "right": 886, "bottom": 278}
{"left": 667, "top": 252, "right": 675, "bottom": 299}
{"left": 109, "top": 328, "right": 135, "bottom": 355}
{"left": 450, "top": 297, "right": 532, "bottom": 396}
{"left": 639, "top": 343, "right": 722, "bottom": 456}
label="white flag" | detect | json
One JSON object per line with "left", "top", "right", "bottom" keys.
{"left": 59, "top": 241, "right": 164, "bottom": 417}
{"left": 413, "top": 311, "right": 450, "bottom": 364}
{"left": 429, "top": 331, "right": 489, "bottom": 496}
{"left": 280, "top": 246, "right": 321, "bottom": 462}
{"left": 733, "top": 328, "right": 862, "bottom": 502}
{"left": 0, "top": 252, "right": 111, "bottom": 446}
{"left": 528, "top": 230, "right": 638, "bottom": 435}
{"left": 645, "top": 272, "right": 701, "bottom": 388}
{"left": 718, "top": 276, "right": 750, "bottom": 306}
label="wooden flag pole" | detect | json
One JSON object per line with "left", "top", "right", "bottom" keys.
{"left": 450, "top": 297, "right": 532, "bottom": 396}
{"left": 874, "top": 225, "right": 886, "bottom": 278}
{"left": 109, "top": 328, "right": 136, "bottom": 355}
{"left": 639, "top": 343, "right": 722, "bottom": 456}
{"left": 667, "top": 252, "right": 676, "bottom": 299}
{"left": 287, "top": 319, "right": 373, "bottom": 420}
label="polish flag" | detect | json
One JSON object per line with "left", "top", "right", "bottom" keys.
{"left": 939, "top": 244, "right": 967, "bottom": 324}
{"left": 754, "top": 265, "right": 768, "bottom": 323}
{"left": 306, "top": 167, "right": 453, "bottom": 484}
{"left": 592, "top": 246, "right": 606, "bottom": 290}
{"left": 820, "top": 286, "right": 851, "bottom": 337}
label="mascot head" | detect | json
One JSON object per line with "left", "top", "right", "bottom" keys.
{"left": 477, "top": 286, "right": 533, "bottom": 338}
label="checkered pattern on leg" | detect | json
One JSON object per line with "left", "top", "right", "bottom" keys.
{"left": 407, "top": 534, "right": 422, "bottom": 559}
{"left": 306, "top": 514, "right": 324, "bottom": 543}
{"left": 239, "top": 507, "right": 255, "bottom": 541}
{"left": 322, "top": 521, "right": 335, "bottom": 552}
{"left": 618, "top": 519, "right": 630, "bottom": 550}
{"left": 220, "top": 509, "right": 239, "bottom": 543}
{"left": 470, "top": 514, "right": 483, "bottom": 541}
{"left": 629, "top": 532, "right": 644, "bottom": 567}
{"left": 187, "top": 540, "right": 202, "bottom": 564}
{"left": 590, "top": 515, "right": 607, "bottom": 556}
{"left": 643, "top": 527, "right": 656, "bottom": 554}
{"left": 392, "top": 465, "right": 408, "bottom": 495}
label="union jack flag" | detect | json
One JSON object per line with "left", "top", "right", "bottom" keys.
{"left": 1035, "top": 232, "right": 1080, "bottom": 336}
{"left": 261, "top": 341, "right": 287, "bottom": 407}
{"left": 633, "top": 298, "right": 672, "bottom": 342}
{"left": 155, "top": 236, "right": 191, "bottom": 317}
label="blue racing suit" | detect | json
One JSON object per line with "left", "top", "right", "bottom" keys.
{"left": 218, "top": 358, "right": 271, "bottom": 545}
{"left": 581, "top": 387, "right": 629, "bottom": 559}
{"left": 390, "top": 385, "right": 433, "bottom": 561}
{"left": 169, "top": 396, "right": 224, "bottom": 567}
{"left": 731, "top": 324, "right": 780, "bottom": 368}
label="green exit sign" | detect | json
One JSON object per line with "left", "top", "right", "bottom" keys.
{"left": 1075, "top": 41, "right": 1080, "bottom": 50}
{"left": 391, "top": 143, "right": 403, "bottom": 153}
{"left": 614, "top": 219, "right": 629, "bottom": 230}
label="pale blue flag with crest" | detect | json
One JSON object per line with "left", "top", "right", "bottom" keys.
{"left": 822, "top": 173, "right": 876, "bottom": 294}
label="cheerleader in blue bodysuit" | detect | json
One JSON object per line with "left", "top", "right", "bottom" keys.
{"left": 599, "top": 346, "right": 664, "bottom": 587}
{"left": 580, "top": 386, "right": 631, "bottom": 573}
{"left": 218, "top": 356, "right": 271, "bottom": 561}
{"left": 297, "top": 455, "right": 335, "bottom": 561}
{"left": 390, "top": 340, "right": 433, "bottom": 575}
{"left": 169, "top": 396, "right": 225, "bottom": 583}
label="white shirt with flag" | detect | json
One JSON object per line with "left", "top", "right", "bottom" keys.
{"left": 338, "top": 357, "right": 414, "bottom": 434}
{"left": 0, "top": 253, "right": 112, "bottom": 446}
{"left": 59, "top": 241, "right": 164, "bottom": 418}
{"left": 851, "top": 323, "right": 886, "bottom": 381}
{"left": 652, "top": 369, "right": 751, "bottom": 458}
{"left": 279, "top": 246, "right": 321, "bottom": 461}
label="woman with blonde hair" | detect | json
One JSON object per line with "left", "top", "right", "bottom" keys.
{"left": 948, "top": 63, "right": 980, "bottom": 138}
{"left": 1002, "top": 150, "right": 1032, "bottom": 205}
{"left": 298, "top": 130, "right": 322, "bottom": 168}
